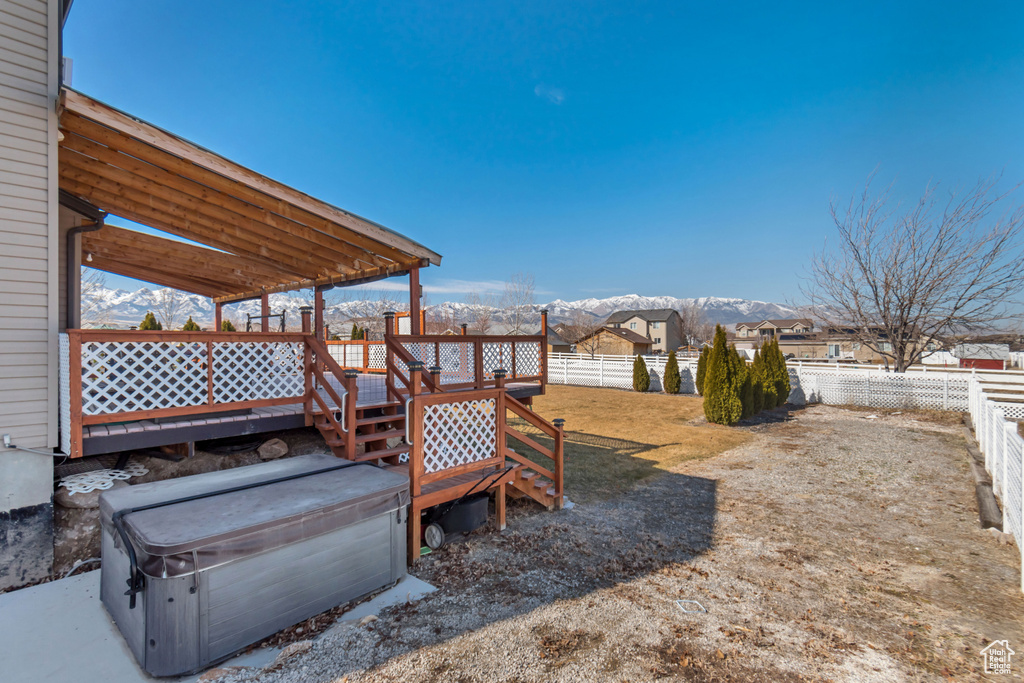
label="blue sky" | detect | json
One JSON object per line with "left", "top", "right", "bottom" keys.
{"left": 64, "top": 1, "right": 1024, "bottom": 304}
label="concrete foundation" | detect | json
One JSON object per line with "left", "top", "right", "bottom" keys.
{"left": 0, "top": 501, "right": 54, "bottom": 590}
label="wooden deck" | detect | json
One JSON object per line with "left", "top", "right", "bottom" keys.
{"left": 79, "top": 374, "right": 543, "bottom": 457}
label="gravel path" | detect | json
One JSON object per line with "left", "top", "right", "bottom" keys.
{"left": 213, "top": 404, "right": 1024, "bottom": 682}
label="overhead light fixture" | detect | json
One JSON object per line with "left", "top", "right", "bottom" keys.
{"left": 86, "top": 253, "right": 93, "bottom": 262}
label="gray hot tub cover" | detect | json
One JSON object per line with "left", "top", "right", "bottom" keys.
{"left": 100, "top": 455, "right": 409, "bottom": 579}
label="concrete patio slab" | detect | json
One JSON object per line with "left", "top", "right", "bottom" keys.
{"left": 0, "top": 570, "right": 435, "bottom": 683}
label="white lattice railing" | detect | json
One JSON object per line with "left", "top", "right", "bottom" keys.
{"left": 325, "top": 340, "right": 388, "bottom": 373}
{"left": 407, "top": 387, "right": 506, "bottom": 491}
{"left": 60, "top": 330, "right": 311, "bottom": 457}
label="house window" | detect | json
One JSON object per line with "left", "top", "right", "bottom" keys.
{"left": 654, "top": 337, "right": 661, "bottom": 344}
{"left": 852, "top": 342, "right": 861, "bottom": 350}
{"left": 828, "top": 343, "right": 840, "bottom": 357}
{"left": 652, "top": 322, "right": 660, "bottom": 329}
{"left": 879, "top": 342, "right": 893, "bottom": 353}
{"left": 629, "top": 322, "right": 637, "bottom": 330}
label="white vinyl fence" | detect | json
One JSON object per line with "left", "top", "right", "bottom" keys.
{"left": 547, "top": 353, "right": 699, "bottom": 393}
{"left": 970, "top": 378, "right": 1024, "bottom": 591}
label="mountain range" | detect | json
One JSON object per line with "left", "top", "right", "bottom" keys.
{"left": 82, "top": 287, "right": 800, "bottom": 330}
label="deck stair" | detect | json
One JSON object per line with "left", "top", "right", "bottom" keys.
{"left": 508, "top": 466, "right": 561, "bottom": 509}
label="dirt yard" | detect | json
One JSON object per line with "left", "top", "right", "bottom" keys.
{"left": 209, "top": 386, "right": 1024, "bottom": 681}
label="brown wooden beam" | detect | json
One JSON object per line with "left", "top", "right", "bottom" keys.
{"left": 214, "top": 259, "right": 430, "bottom": 304}
{"left": 60, "top": 153, "right": 360, "bottom": 274}
{"left": 410, "top": 267, "right": 421, "bottom": 335}
{"left": 59, "top": 175, "right": 328, "bottom": 279}
{"left": 58, "top": 106, "right": 433, "bottom": 265}
{"left": 61, "top": 134, "right": 391, "bottom": 271}
{"left": 261, "top": 292, "right": 270, "bottom": 333}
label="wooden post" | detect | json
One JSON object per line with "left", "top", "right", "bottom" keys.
{"left": 540, "top": 309, "right": 549, "bottom": 393}
{"left": 299, "top": 306, "right": 312, "bottom": 334}
{"left": 68, "top": 330, "right": 83, "bottom": 459}
{"left": 302, "top": 335, "right": 313, "bottom": 426}
{"left": 214, "top": 302, "right": 222, "bottom": 332}
{"left": 314, "top": 287, "right": 325, "bottom": 341}
{"left": 428, "top": 365, "right": 441, "bottom": 392}
{"left": 409, "top": 268, "right": 421, "bottom": 335}
{"left": 384, "top": 311, "right": 395, "bottom": 338}
{"left": 494, "top": 367, "right": 506, "bottom": 390}
{"left": 495, "top": 483, "right": 506, "bottom": 531}
{"left": 553, "top": 418, "right": 565, "bottom": 508}
{"left": 419, "top": 308, "right": 426, "bottom": 334}
{"left": 260, "top": 291, "right": 270, "bottom": 332}
{"left": 343, "top": 369, "right": 359, "bottom": 460}
{"left": 384, "top": 311, "right": 396, "bottom": 400}
{"left": 474, "top": 337, "right": 485, "bottom": 389}
{"left": 461, "top": 323, "right": 467, "bottom": 336}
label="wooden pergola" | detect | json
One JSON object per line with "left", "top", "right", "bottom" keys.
{"left": 57, "top": 87, "right": 440, "bottom": 332}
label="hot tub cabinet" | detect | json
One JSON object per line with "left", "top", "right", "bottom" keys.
{"left": 99, "top": 454, "right": 409, "bottom": 677}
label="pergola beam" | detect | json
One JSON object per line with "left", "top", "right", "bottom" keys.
{"left": 214, "top": 260, "right": 430, "bottom": 304}
{"left": 60, "top": 92, "right": 441, "bottom": 265}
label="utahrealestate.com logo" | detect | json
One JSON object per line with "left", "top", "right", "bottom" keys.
{"left": 981, "top": 640, "right": 1014, "bottom": 675}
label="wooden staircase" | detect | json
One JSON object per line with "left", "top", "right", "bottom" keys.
{"left": 312, "top": 402, "right": 410, "bottom": 465}
{"left": 508, "top": 465, "right": 563, "bottom": 510}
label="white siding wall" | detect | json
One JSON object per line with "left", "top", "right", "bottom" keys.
{"left": 0, "top": 0, "right": 58, "bottom": 453}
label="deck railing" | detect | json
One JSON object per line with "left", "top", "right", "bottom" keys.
{"left": 325, "top": 340, "right": 388, "bottom": 373}
{"left": 60, "top": 330, "right": 310, "bottom": 457}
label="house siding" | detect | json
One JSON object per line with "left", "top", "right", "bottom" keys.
{"left": 0, "top": 0, "right": 55, "bottom": 450}
{"left": 0, "top": 0, "right": 58, "bottom": 590}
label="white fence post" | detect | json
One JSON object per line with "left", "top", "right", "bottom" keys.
{"left": 600, "top": 356, "right": 605, "bottom": 388}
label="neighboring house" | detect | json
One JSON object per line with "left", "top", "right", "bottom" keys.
{"left": 604, "top": 309, "right": 683, "bottom": 354}
{"left": 543, "top": 328, "right": 572, "bottom": 354}
{"left": 577, "top": 326, "right": 654, "bottom": 356}
{"left": 777, "top": 327, "right": 929, "bottom": 364}
{"left": 953, "top": 343, "right": 1010, "bottom": 371}
{"left": 732, "top": 319, "right": 814, "bottom": 348}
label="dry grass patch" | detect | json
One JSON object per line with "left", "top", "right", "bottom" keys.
{"left": 519, "top": 385, "right": 750, "bottom": 502}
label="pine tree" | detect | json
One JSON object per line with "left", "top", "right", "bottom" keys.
{"left": 663, "top": 350, "right": 681, "bottom": 394}
{"left": 696, "top": 346, "right": 709, "bottom": 395}
{"left": 750, "top": 348, "right": 765, "bottom": 414}
{"left": 220, "top": 319, "right": 236, "bottom": 332}
{"left": 139, "top": 311, "right": 162, "bottom": 330}
{"left": 703, "top": 325, "right": 743, "bottom": 425}
{"left": 633, "top": 355, "right": 651, "bottom": 392}
{"left": 735, "top": 347, "right": 754, "bottom": 419}
{"left": 350, "top": 324, "right": 361, "bottom": 340}
{"left": 771, "top": 338, "right": 791, "bottom": 406}
{"left": 181, "top": 316, "right": 201, "bottom": 331}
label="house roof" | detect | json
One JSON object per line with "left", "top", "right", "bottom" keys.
{"left": 598, "top": 326, "right": 654, "bottom": 345}
{"left": 735, "top": 318, "right": 813, "bottom": 330}
{"left": 953, "top": 343, "right": 1010, "bottom": 361}
{"left": 58, "top": 88, "right": 441, "bottom": 303}
{"left": 604, "top": 308, "right": 679, "bottom": 324}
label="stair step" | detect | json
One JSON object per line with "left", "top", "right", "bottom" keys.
{"left": 520, "top": 471, "right": 538, "bottom": 482}
{"left": 357, "top": 414, "right": 405, "bottom": 427}
{"left": 324, "top": 437, "right": 344, "bottom": 448}
{"left": 546, "top": 487, "right": 556, "bottom": 497}
{"left": 355, "top": 429, "right": 404, "bottom": 444}
{"left": 354, "top": 444, "right": 410, "bottom": 460}
{"left": 359, "top": 401, "right": 403, "bottom": 411}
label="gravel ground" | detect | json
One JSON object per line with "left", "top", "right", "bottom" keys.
{"left": 211, "top": 404, "right": 1024, "bottom": 682}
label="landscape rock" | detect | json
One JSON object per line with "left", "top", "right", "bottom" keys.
{"left": 258, "top": 438, "right": 289, "bottom": 460}
{"left": 54, "top": 479, "right": 127, "bottom": 509}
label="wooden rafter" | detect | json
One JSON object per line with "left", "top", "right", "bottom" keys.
{"left": 57, "top": 87, "right": 442, "bottom": 301}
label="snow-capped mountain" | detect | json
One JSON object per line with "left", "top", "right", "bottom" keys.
{"left": 82, "top": 287, "right": 799, "bottom": 329}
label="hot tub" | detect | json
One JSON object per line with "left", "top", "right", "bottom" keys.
{"left": 99, "top": 454, "right": 408, "bottom": 676}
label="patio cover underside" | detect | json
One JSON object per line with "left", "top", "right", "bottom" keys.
{"left": 57, "top": 88, "right": 441, "bottom": 302}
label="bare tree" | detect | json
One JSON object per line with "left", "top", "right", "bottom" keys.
{"left": 156, "top": 287, "right": 186, "bottom": 330}
{"left": 561, "top": 309, "right": 605, "bottom": 357}
{"left": 362, "top": 290, "right": 402, "bottom": 340}
{"left": 500, "top": 272, "right": 536, "bottom": 335}
{"left": 803, "top": 176, "right": 1024, "bottom": 372}
{"left": 678, "top": 302, "right": 714, "bottom": 347}
{"left": 465, "top": 291, "right": 496, "bottom": 335}
{"left": 80, "top": 267, "right": 111, "bottom": 328}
